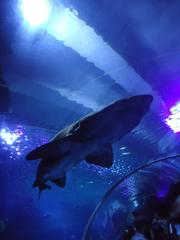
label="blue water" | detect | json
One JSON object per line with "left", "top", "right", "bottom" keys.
{"left": 0, "top": 120, "right": 156, "bottom": 240}
{"left": 0, "top": 121, "right": 179, "bottom": 239}
{"left": 0, "top": 0, "right": 180, "bottom": 239}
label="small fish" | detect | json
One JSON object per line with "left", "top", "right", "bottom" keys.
{"left": 26, "top": 95, "right": 153, "bottom": 197}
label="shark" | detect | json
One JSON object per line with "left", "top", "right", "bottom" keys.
{"left": 26, "top": 94, "right": 153, "bottom": 197}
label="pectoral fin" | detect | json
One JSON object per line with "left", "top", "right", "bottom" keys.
{"left": 26, "top": 138, "right": 71, "bottom": 160}
{"left": 51, "top": 176, "right": 66, "bottom": 188}
{"left": 85, "top": 144, "right": 113, "bottom": 168}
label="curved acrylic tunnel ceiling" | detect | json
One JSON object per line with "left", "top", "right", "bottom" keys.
{"left": 0, "top": 2, "right": 179, "bottom": 240}
{"left": 82, "top": 155, "right": 180, "bottom": 240}
{"left": 0, "top": 0, "right": 180, "bottom": 156}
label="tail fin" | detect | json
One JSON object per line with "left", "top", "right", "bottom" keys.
{"left": 33, "top": 181, "right": 51, "bottom": 198}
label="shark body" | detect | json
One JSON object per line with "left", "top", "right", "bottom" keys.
{"left": 26, "top": 95, "right": 153, "bottom": 196}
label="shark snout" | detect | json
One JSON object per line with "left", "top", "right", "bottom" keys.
{"left": 141, "top": 95, "right": 153, "bottom": 110}
{"left": 131, "top": 94, "right": 153, "bottom": 111}
{"left": 133, "top": 94, "right": 153, "bottom": 104}
{"left": 142, "top": 94, "right": 153, "bottom": 105}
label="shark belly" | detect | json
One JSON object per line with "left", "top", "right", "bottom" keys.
{"left": 87, "top": 122, "right": 123, "bottom": 144}
{"left": 96, "top": 117, "right": 140, "bottom": 143}
{"left": 49, "top": 141, "right": 97, "bottom": 179}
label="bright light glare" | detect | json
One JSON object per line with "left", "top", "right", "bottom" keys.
{"left": 0, "top": 128, "right": 19, "bottom": 145}
{"left": 20, "top": 0, "right": 51, "bottom": 27}
{"left": 165, "top": 102, "right": 180, "bottom": 133}
{"left": 0, "top": 127, "right": 24, "bottom": 145}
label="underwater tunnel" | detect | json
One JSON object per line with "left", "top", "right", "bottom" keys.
{"left": 0, "top": 0, "right": 179, "bottom": 239}
{"left": 82, "top": 155, "right": 180, "bottom": 239}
